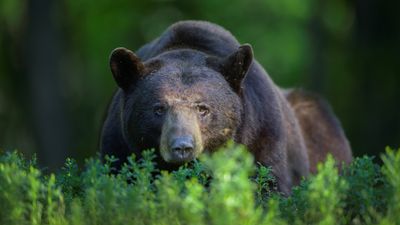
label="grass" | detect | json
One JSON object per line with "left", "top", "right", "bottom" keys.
{"left": 0, "top": 143, "right": 399, "bottom": 225}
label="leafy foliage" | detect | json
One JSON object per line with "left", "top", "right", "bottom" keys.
{"left": 0, "top": 145, "right": 399, "bottom": 225}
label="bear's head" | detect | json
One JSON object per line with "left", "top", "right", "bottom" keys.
{"left": 109, "top": 45, "right": 253, "bottom": 168}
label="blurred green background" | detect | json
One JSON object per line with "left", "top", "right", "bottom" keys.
{"left": 0, "top": 0, "right": 399, "bottom": 170}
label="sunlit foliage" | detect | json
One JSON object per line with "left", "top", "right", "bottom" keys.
{"left": 0, "top": 145, "right": 399, "bottom": 225}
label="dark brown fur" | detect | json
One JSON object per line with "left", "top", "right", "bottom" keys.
{"left": 100, "top": 21, "right": 352, "bottom": 195}
{"left": 284, "top": 89, "right": 352, "bottom": 173}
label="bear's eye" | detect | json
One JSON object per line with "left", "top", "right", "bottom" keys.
{"left": 153, "top": 104, "right": 166, "bottom": 116}
{"left": 196, "top": 103, "right": 210, "bottom": 117}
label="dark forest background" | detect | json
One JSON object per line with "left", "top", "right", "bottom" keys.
{"left": 0, "top": 0, "right": 399, "bottom": 170}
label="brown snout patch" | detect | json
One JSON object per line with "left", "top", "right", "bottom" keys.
{"left": 160, "top": 107, "right": 203, "bottom": 164}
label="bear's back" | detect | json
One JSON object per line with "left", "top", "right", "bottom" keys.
{"left": 137, "top": 21, "right": 240, "bottom": 60}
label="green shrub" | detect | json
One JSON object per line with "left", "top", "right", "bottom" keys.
{"left": 0, "top": 145, "right": 399, "bottom": 225}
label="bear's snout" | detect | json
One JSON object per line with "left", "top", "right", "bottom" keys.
{"left": 170, "top": 136, "right": 194, "bottom": 153}
{"left": 168, "top": 136, "right": 195, "bottom": 163}
{"left": 159, "top": 107, "right": 203, "bottom": 164}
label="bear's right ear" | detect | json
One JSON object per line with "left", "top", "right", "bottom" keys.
{"left": 110, "top": 47, "right": 145, "bottom": 91}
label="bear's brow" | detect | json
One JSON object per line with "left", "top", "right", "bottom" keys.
{"left": 164, "top": 96, "right": 202, "bottom": 106}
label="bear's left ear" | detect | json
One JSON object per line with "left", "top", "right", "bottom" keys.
{"left": 208, "top": 44, "right": 253, "bottom": 93}
{"left": 110, "top": 47, "right": 145, "bottom": 91}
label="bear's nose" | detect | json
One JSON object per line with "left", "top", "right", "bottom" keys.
{"left": 170, "top": 136, "right": 194, "bottom": 153}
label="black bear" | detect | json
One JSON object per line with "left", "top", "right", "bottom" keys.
{"left": 100, "top": 21, "right": 352, "bottom": 194}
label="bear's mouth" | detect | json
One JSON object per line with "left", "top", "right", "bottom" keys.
{"left": 167, "top": 148, "right": 195, "bottom": 164}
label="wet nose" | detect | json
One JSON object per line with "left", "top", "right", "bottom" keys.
{"left": 171, "top": 136, "right": 194, "bottom": 152}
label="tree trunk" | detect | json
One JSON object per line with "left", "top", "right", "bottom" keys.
{"left": 25, "top": 0, "right": 70, "bottom": 170}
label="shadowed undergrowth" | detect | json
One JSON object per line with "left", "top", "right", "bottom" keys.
{"left": 0, "top": 144, "right": 399, "bottom": 225}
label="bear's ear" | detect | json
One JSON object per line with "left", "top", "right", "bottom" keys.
{"left": 110, "top": 47, "right": 145, "bottom": 91}
{"left": 208, "top": 44, "right": 253, "bottom": 93}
